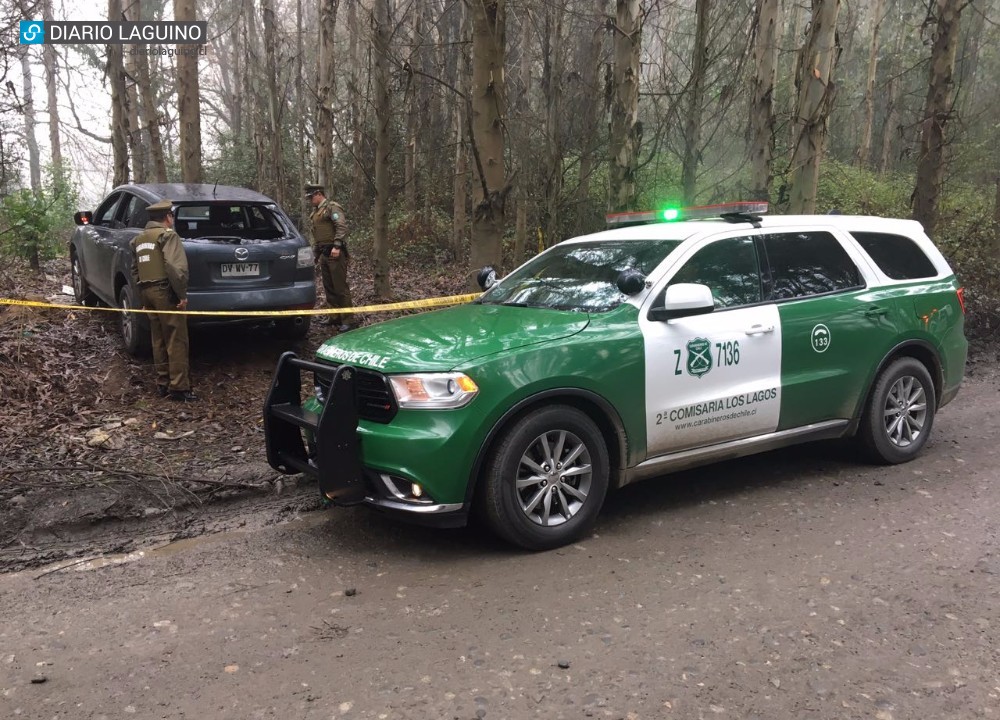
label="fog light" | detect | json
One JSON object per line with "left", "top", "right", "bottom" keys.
{"left": 379, "top": 474, "right": 433, "bottom": 504}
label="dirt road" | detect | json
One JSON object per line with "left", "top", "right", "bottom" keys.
{"left": 2, "top": 365, "right": 999, "bottom": 719}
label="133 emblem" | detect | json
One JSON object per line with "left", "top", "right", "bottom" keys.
{"left": 811, "top": 324, "right": 831, "bottom": 353}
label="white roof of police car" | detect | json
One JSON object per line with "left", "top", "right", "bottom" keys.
{"left": 572, "top": 215, "right": 927, "bottom": 244}
{"left": 566, "top": 214, "right": 950, "bottom": 280}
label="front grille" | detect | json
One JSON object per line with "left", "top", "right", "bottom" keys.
{"left": 315, "top": 361, "right": 397, "bottom": 424}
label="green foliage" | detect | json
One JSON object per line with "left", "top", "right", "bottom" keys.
{"left": 816, "top": 163, "right": 912, "bottom": 216}
{"left": 203, "top": 132, "right": 259, "bottom": 191}
{"left": 0, "top": 167, "right": 79, "bottom": 267}
{"left": 347, "top": 203, "right": 455, "bottom": 273}
{"left": 817, "top": 160, "right": 1000, "bottom": 336}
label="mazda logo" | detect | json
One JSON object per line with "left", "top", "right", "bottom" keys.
{"left": 234, "top": 247, "right": 250, "bottom": 261}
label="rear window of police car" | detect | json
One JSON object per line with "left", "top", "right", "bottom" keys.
{"left": 850, "top": 232, "right": 938, "bottom": 280}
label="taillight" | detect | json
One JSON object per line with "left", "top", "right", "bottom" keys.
{"left": 956, "top": 287, "right": 966, "bottom": 314}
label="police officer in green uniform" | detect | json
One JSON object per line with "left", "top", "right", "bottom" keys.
{"left": 129, "top": 200, "right": 196, "bottom": 401}
{"left": 305, "top": 184, "right": 355, "bottom": 331}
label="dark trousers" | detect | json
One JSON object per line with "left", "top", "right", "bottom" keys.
{"left": 140, "top": 283, "right": 190, "bottom": 391}
{"left": 318, "top": 254, "right": 354, "bottom": 324}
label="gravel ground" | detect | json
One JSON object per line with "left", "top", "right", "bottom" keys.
{"left": 1, "top": 362, "right": 998, "bottom": 719}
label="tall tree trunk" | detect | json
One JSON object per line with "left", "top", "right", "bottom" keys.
{"left": 856, "top": 0, "right": 885, "bottom": 168}
{"left": 42, "top": 0, "right": 62, "bottom": 172}
{"left": 542, "top": 3, "right": 564, "bottom": 247}
{"left": 453, "top": 104, "right": 468, "bottom": 261}
{"left": 20, "top": 48, "right": 41, "bottom": 270}
{"left": 175, "top": 0, "right": 202, "bottom": 183}
{"left": 878, "top": 22, "right": 904, "bottom": 174}
{"left": 316, "top": 0, "right": 338, "bottom": 188}
{"left": 404, "top": 8, "right": 420, "bottom": 215}
{"left": 911, "top": 0, "right": 963, "bottom": 238}
{"left": 135, "top": 40, "right": 168, "bottom": 182}
{"left": 609, "top": 0, "right": 643, "bottom": 213}
{"left": 785, "top": 0, "right": 805, "bottom": 145}
{"left": 958, "top": 0, "right": 985, "bottom": 118}
{"left": 244, "top": 0, "right": 267, "bottom": 190}
{"left": 788, "top": 0, "right": 841, "bottom": 214}
{"left": 372, "top": 0, "right": 392, "bottom": 299}
{"left": 109, "top": 0, "right": 130, "bottom": 186}
{"left": 682, "top": 0, "right": 711, "bottom": 205}
{"left": 992, "top": 174, "right": 1000, "bottom": 258}
{"left": 750, "top": 0, "right": 778, "bottom": 201}
{"left": 297, "top": 0, "right": 307, "bottom": 227}
{"left": 348, "top": 0, "right": 366, "bottom": 216}
{"left": 263, "top": 0, "right": 286, "bottom": 205}
{"left": 512, "top": 6, "right": 531, "bottom": 265}
{"left": 454, "top": 1, "right": 471, "bottom": 261}
{"left": 421, "top": 0, "right": 442, "bottom": 219}
{"left": 20, "top": 51, "right": 41, "bottom": 191}
{"left": 229, "top": 5, "right": 244, "bottom": 139}
{"left": 125, "top": 44, "right": 147, "bottom": 183}
{"left": 575, "top": 21, "right": 603, "bottom": 236}
{"left": 468, "top": 0, "right": 509, "bottom": 284}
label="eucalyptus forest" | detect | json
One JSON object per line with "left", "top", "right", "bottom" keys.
{"left": 2, "top": 0, "right": 998, "bottom": 327}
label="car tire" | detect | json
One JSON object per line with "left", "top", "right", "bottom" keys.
{"left": 70, "top": 250, "right": 98, "bottom": 307}
{"left": 859, "top": 357, "right": 936, "bottom": 464}
{"left": 118, "top": 283, "right": 151, "bottom": 357}
{"left": 274, "top": 316, "right": 311, "bottom": 341}
{"left": 482, "top": 405, "right": 609, "bottom": 550}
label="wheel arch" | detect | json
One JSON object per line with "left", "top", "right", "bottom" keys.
{"left": 851, "top": 339, "right": 944, "bottom": 434}
{"left": 114, "top": 270, "right": 130, "bottom": 300}
{"left": 464, "top": 388, "right": 630, "bottom": 508}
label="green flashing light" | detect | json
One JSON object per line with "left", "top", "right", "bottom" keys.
{"left": 662, "top": 208, "right": 680, "bottom": 221}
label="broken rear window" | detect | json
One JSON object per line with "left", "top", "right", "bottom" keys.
{"left": 174, "top": 204, "right": 285, "bottom": 241}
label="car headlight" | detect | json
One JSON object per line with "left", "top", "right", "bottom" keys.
{"left": 297, "top": 246, "right": 314, "bottom": 268}
{"left": 388, "top": 372, "right": 479, "bottom": 409}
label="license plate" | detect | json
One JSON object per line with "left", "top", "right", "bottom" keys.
{"left": 221, "top": 262, "right": 260, "bottom": 277}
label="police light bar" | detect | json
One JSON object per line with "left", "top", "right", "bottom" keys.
{"left": 606, "top": 201, "right": 769, "bottom": 227}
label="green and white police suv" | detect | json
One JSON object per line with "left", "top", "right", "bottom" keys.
{"left": 264, "top": 202, "right": 967, "bottom": 550}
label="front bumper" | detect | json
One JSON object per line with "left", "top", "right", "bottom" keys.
{"left": 263, "top": 352, "right": 467, "bottom": 527}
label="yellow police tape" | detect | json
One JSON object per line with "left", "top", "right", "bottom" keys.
{"left": 0, "top": 293, "right": 483, "bottom": 317}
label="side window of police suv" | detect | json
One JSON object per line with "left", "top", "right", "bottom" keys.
{"left": 763, "top": 231, "right": 863, "bottom": 300}
{"left": 849, "top": 231, "right": 938, "bottom": 280}
{"left": 662, "top": 236, "right": 763, "bottom": 310}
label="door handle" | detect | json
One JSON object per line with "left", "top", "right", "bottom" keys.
{"left": 745, "top": 324, "right": 775, "bottom": 335}
{"left": 865, "top": 305, "right": 889, "bottom": 319}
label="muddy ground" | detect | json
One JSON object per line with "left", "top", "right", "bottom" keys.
{"left": 0, "top": 254, "right": 465, "bottom": 573}
{"left": 0, "top": 355, "right": 997, "bottom": 718}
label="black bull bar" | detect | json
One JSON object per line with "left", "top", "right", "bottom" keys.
{"left": 263, "top": 351, "right": 367, "bottom": 504}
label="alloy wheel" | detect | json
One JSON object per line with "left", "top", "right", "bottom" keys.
{"left": 515, "top": 429, "right": 593, "bottom": 527}
{"left": 883, "top": 375, "right": 928, "bottom": 448}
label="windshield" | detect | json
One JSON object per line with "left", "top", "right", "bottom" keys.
{"left": 480, "top": 239, "right": 681, "bottom": 311}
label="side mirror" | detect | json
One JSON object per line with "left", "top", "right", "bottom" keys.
{"left": 74, "top": 211, "right": 93, "bottom": 226}
{"left": 615, "top": 269, "right": 646, "bottom": 296}
{"left": 648, "top": 283, "right": 715, "bottom": 322}
{"left": 476, "top": 265, "right": 498, "bottom": 290}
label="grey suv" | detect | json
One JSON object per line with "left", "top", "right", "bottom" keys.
{"left": 69, "top": 184, "right": 316, "bottom": 354}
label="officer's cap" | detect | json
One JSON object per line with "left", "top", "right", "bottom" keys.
{"left": 148, "top": 199, "right": 173, "bottom": 213}
{"left": 304, "top": 183, "right": 325, "bottom": 198}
